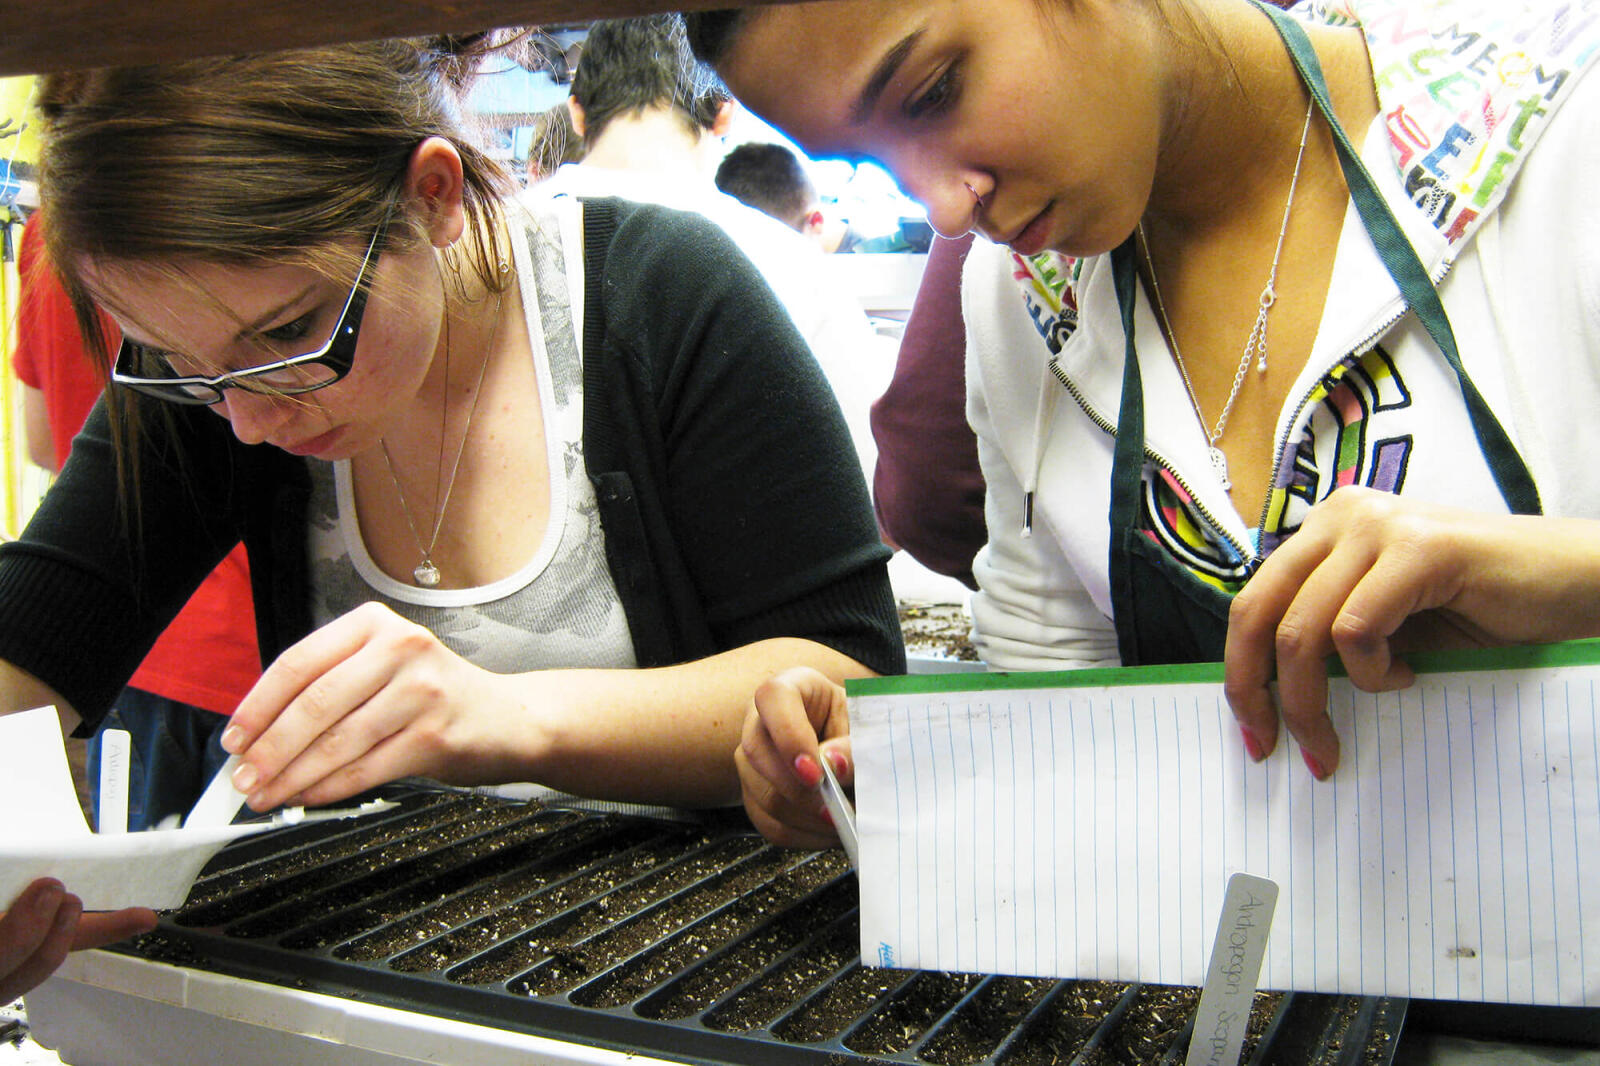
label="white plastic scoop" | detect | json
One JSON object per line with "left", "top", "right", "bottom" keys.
{"left": 183, "top": 752, "right": 250, "bottom": 829}
{"left": 818, "top": 755, "right": 859, "bottom": 869}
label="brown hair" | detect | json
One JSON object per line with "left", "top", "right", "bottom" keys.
{"left": 714, "top": 141, "right": 817, "bottom": 231}
{"left": 36, "top": 37, "right": 512, "bottom": 315}
{"left": 572, "top": 15, "right": 730, "bottom": 148}
{"left": 33, "top": 37, "right": 516, "bottom": 498}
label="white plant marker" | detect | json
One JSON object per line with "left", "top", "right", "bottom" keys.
{"left": 1185, "top": 873, "right": 1279, "bottom": 1066}
{"left": 818, "top": 756, "right": 859, "bottom": 869}
{"left": 96, "top": 728, "right": 131, "bottom": 835}
{"left": 183, "top": 752, "right": 248, "bottom": 829}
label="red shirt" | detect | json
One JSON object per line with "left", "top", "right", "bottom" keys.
{"left": 10, "top": 216, "right": 260, "bottom": 715}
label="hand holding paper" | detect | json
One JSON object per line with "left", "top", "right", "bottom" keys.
{"left": 0, "top": 878, "right": 156, "bottom": 1002}
{"left": 0, "top": 706, "right": 396, "bottom": 912}
{"left": 735, "top": 666, "right": 855, "bottom": 851}
{"left": 1224, "top": 491, "right": 1600, "bottom": 778}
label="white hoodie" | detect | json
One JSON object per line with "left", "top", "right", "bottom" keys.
{"left": 964, "top": 0, "right": 1600, "bottom": 669}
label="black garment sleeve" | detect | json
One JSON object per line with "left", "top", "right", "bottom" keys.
{"left": 581, "top": 199, "right": 904, "bottom": 675}
{"left": 0, "top": 397, "right": 249, "bottom": 730}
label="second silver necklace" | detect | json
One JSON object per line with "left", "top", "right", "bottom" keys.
{"left": 381, "top": 285, "right": 505, "bottom": 587}
{"left": 1139, "top": 98, "right": 1315, "bottom": 492}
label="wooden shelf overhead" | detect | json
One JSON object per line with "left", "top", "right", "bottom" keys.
{"left": 0, "top": 0, "right": 788, "bottom": 77}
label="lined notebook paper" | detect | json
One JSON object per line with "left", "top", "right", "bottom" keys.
{"left": 847, "top": 642, "right": 1600, "bottom": 1007}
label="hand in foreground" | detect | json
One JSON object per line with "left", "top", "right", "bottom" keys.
{"left": 736, "top": 666, "right": 852, "bottom": 850}
{"left": 1225, "top": 487, "right": 1600, "bottom": 779}
{"left": 223, "top": 601, "right": 525, "bottom": 811}
{"left": 0, "top": 879, "right": 157, "bottom": 1003}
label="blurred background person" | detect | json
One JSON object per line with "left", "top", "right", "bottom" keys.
{"left": 868, "top": 233, "right": 985, "bottom": 589}
{"left": 524, "top": 100, "right": 584, "bottom": 185}
{"left": 537, "top": 14, "right": 892, "bottom": 489}
{"left": 714, "top": 140, "right": 825, "bottom": 245}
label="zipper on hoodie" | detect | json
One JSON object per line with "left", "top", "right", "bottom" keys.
{"left": 1046, "top": 287, "right": 1421, "bottom": 569}
{"left": 1047, "top": 358, "right": 1254, "bottom": 565}
{"left": 1254, "top": 254, "right": 1456, "bottom": 532}
{"left": 1039, "top": 235, "right": 1455, "bottom": 570}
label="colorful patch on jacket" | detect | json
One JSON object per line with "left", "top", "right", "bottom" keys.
{"left": 1260, "top": 345, "right": 1415, "bottom": 550}
{"left": 1011, "top": 250, "right": 1081, "bottom": 353}
{"left": 1103, "top": 344, "right": 1416, "bottom": 595}
{"left": 1296, "top": 0, "right": 1600, "bottom": 250}
{"left": 1139, "top": 470, "right": 1255, "bottom": 592}
{"left": 1139, "top": 345, "right": 1414, "bottom": 588}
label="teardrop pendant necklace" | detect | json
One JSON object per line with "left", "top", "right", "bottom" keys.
{"left": 1138, "top": 98, "right": 1314, "bottom": 492}
{"left": 380, "top": 284, "right": 505, "bottom": 587}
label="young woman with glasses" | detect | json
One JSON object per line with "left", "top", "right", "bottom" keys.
{"left": 0, "top": 35, "right": 903, "bottom": 978}
{"left": 682, "top": 0, "right": 1600, "bottom": 852}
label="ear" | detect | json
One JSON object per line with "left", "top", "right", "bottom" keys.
{"left": 402, "top": 136, "right": 467, "bottom": 249}
{"left": 566, "top": 96, "right": 587, "bottom": 139}
{"left": 710, "top": 99, "right": 736, "bottom": 139}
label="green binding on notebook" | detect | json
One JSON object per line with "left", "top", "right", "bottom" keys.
{"left": 847, "top": 637, "right": 1600, "bottom": 697}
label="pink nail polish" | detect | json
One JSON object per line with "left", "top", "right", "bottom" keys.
{"left": 793, "top": 754, "right": 822, "bottom": 788}
{"left": 1302, "top": 749, "right": 1328, "bottom": 780}
{"left": 1239, "top": 727, "right": 1266, "bottom": 762}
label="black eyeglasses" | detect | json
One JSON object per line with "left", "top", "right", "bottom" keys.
{"left": 110, "top": 207, "right": 393, "bottom": 406}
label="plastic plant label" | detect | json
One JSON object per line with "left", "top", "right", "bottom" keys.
{"left": 1186, "top": 873, "right": 1279, "bottom": 1066}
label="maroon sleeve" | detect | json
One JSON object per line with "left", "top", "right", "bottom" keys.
{"left": 868, "top": 232, "right": 986, "bottom": 589}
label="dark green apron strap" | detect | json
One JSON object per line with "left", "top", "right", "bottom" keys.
{"left": 1108, "top": 239, "right": 1152, "bottom": 661}
{"left": 1256, "top": 2, "right": 1542, "bottom": 517}
{"left": 1109, "top": 239, "right": 1237, "bottom": 665}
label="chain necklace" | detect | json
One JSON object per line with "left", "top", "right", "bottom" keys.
{"left": 380, "top": 281, "right": 505, "bottom": 587}
{"left": 1137, "top": 98, "right": 1314, "bottom": 492}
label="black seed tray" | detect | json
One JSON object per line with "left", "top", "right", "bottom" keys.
{"left": 110, "top": 787, "right": 1415, "bottom": 1066}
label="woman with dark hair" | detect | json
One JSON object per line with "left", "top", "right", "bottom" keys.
{"left": 685, "top": 0, "right": 1600, "bottom": 849}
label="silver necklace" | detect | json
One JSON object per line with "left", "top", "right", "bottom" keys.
{"left": 1138, "top": 98, "right": 1314, "bottom": 492}
{"left": 380, "top": 284, "right": 505, "bottom": 587}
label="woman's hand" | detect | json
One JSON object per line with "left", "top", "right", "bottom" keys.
{"left": 0, "top": 880, "right": 156, "bottom": 1003}
{"left": 223, "top": 602, "right": 528, "bottom": 810}
{"left": 1225, "top": 487, "right": 1600, "bottom": 778}
{"left": 736, "top": 666, "right": 853, "bottom": 850}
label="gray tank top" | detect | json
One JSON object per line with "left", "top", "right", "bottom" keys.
{"left": 306, "top": 200, "right": 636, "bottom": 673}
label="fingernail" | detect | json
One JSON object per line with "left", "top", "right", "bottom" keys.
{"left": 232, "top": 763, "right": 258, "bottom": 792}
{"left": 1302, "top": 749, "right": 1329, "bottom": 781}
{"left": 819, "top": 807, "right": 835, "bottom": 827}
{"left": 793, "top": 754, "right": 822, "bottom": 788}
{"left": 826, "top": 749, "right": 849, "bottom": 776}
{"left": 29, "top": 880, "right": 63, "bottom": 918}
{"left": 53, "top": 895, "right": 82, "bottom": 934}
{"left": 1239, "top": 727, "right": 1266, "bottom": 763}
{"left": 221, "top": 726, "right": 245, "bottom": 753}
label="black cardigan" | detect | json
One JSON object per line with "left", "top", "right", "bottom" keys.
{"left": 0, "top": 198, "right": 903, "bottom": 730}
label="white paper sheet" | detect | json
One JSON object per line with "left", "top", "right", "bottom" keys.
{"left": 849, "top": 655, "right": 1600, "bottom": 1007}
{"left": 0, "top": 706, "right": 394, "bottom": 911}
